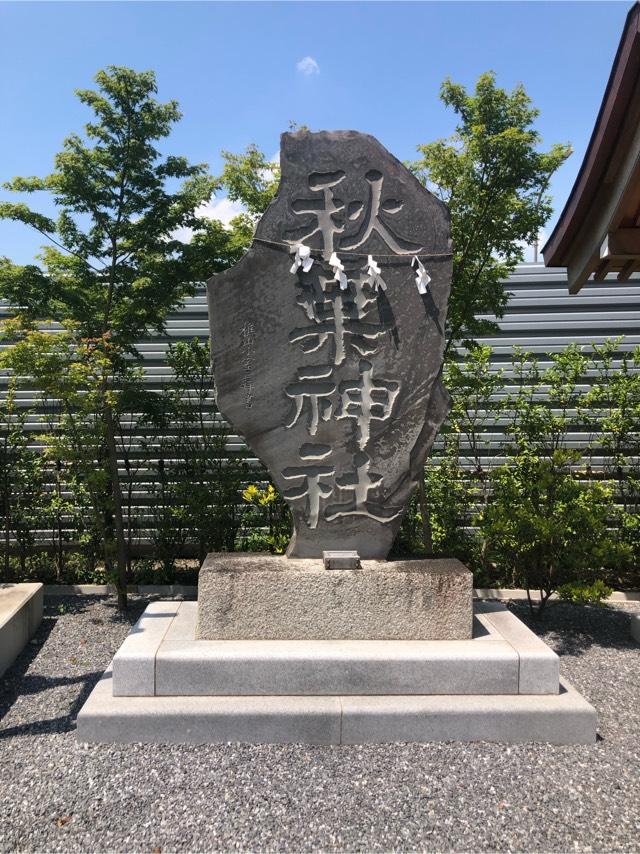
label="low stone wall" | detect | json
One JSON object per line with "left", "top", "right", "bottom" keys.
{"left": 0, "top": 583, "right": 43, "bottom": 677}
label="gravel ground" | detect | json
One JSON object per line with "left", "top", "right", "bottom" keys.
{"left": 0, "top": 596, "right": 638, "bottom": 853}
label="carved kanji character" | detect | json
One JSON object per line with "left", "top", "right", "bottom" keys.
{"left": 341, "top": 170, "right": 423, "bottom": 254}
{"left": 284, "top": 365, "right": 335, "bottom": 435}
{"left": 289, "top": 285, "right": 388, "bottom": 366}
{"left": 282, "top": 443, "right": 335, "bottom": 528}
{"left": 284, "top": 171, "right": 346, "bottom": 259}
{"left": 324, "top": 451, "right": 403, "bottom": 523}
{"left": 337, "top": 359, "right": 400, "bottom": 449}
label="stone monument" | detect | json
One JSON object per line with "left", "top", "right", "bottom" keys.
{"left": 208, "top": 130, "right": 451, "bottom": 559}
{"left": 76, "top": 131, "right": 597, "bottom": 746}
{"left": 199, "top": 129, "right": 470, "bottom": 641}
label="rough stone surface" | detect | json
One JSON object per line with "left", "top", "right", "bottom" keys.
{"left": 208, "top": 130, "right": 452, "bottom": 558}
{"left": 1, "top": 596, "right": 639, "bottom": 852}
{"left": 196, "top": 553, "right": 472, "bottom": 640}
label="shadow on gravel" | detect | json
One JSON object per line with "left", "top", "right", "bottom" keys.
{"left": 0, "top": 668, "right": 103, "bottom": 741}
{"left": 0, "top": 612, "right": 57, "bottom": 703}
{"left": 0, "top": 596, "right": 146, "bottom": 738}
{"left": 508, "top": 601, "right": 637, "bottom": 658}
{"left": 0, "top": 605, "right": 105, "bottom": 738}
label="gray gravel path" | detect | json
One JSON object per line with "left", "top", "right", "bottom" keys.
{"left": 0, "top": 596, "right": 638, "bottom": 853}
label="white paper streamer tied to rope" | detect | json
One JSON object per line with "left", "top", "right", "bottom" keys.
{"left": 412, "top": 256, "right": 431, "bottom": 295}
{"left": 289, "top": 243, "right": 314, "bottom": 274}
{"left": 365, "top": 255, "right": 387, "bottom": 292}
{"left": 329, "top": 251, "right": 348, "bottom": 290}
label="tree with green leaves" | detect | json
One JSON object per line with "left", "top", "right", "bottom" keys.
{"left": 218, "top": 74, "right": 570, "bottom": 354}
{"left": 410, "top": 72, "right": 571, "bottom": 350}
{"left": 0, "top": 66, "right": 217, "bottom": 608}
{"left": 219, "top": 144, "right": 280, "bottom": 219}
{"left": 479, "top": 346, "right": 622, "bottom": 617}
{"left": 0, "top": 376, "right": 46, "bottom": 581}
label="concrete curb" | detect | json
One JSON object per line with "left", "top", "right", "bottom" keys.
{"left": 112, "top": 600, "right": 559, "bottom": 698}
{"left": 0, "top": 583, "right": 44, "bottom": 677}
{"left": 473, "top": 588, "right": 640, "bottom": 602}
{"left": 76, "top": 667, "right": 597, "bottom": 746}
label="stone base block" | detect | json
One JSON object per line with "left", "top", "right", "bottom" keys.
{"left": 197, "top": 553, "right": 473, "bottom": 640}
{"left": 0, "top": 583, "right": 43, "bottom": 678}
{"left": 76, "top": 598, "right": 596, "bottom": 745}
{"left": 76, "top": 669, "right": 596, "bottom": 745}
{"left": 110, "top": 600, "right": 559, "bottom": 697}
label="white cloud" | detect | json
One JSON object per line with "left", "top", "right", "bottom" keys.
{"left": 296, "top": 56, "right": 320, "bottom": 76}
{"left": 518, "top": 229, "right": 547, "bottom": 264}
{"left": 198, "top": 196, "right": 246, "bottom": 226}
{"left": 173, "top": 196, "right": 247, "bottom": 244}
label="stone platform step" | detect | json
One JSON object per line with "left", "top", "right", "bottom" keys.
{"left": 112, "top": 601, "right": 560, "bottom": 698}
{"left": 76, "top": 667, "right": 597, "bottom": 745}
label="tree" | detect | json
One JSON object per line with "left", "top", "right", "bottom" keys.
{"left": 218, "top": 74, "right": 570, "bottom": 354}
{"left": 410, "top": 72, "right": 571, "bottom": 350}
{"left": 219, "top": 144, "right": 280, "bottom": 219}
{"left": 479, "top": 346, "right": 620, "bottom": 617}
{"left": 0, "top": 376, "right": 46, "bottom": 581}
{"left": 0, "top": 66, "right": 217, "bottom": 608}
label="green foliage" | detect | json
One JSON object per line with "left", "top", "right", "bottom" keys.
{"left": 0, "top": 66, "right": 216, "bottom": 342}
{"left": 0, "top": 377, "right": 46, "bottom": 580}
{"left": 0, "top": 66, "right": 218, "bottom": 607}
{"left": 480, "top": 455, "right": 616, "bottom": 616}
{"left": 411, "top": 72, "right": 571, "bottom": 348}
{"left": 396, "top": 340, "right": 639, "bottom": 612}
{"left": 557, "top": 579, "right": 613, "bottom": 606}
{"left": 241, "top": 482, "right": 292, "bottom": 554}
{"left": 582, "top": 339, "right": 640, "bottom": 571}
{"left": 219, "top": 144, "right": 280, "bottom": 219}
{"left": 402, "top": 345, "right": 504, "bottom": 562}
{"left": 180, "top": 214, "right": 254, "bottom": 282}
{"left": 477, "top": 344, "right": 632, "bottom": 616}
{"left": 145, "top": 339, "right": 249, "bottom": 571}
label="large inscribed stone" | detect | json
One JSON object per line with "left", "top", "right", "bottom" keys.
{"left": 208, "top": 130, "right": 452, "bottom": 558}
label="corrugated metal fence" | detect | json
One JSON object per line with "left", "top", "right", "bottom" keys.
{"left": 2, "top": 263, "right": 639, "bottom": 551}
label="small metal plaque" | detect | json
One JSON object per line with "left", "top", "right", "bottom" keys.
{"left": 323, "top": 550, "right": 361, "bottom": 570}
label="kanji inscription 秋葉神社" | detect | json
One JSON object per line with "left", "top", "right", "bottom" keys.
{"left": 208, "top": 130, "right": 452, "bottom": 558}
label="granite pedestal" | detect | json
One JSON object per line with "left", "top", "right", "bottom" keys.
{"left": 76, "top": 559, "right": 597, "bottom": 745}
{"left": 197, "top": 554, "right": 473, "bottom": 640}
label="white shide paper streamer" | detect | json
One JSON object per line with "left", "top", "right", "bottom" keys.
{"left": 365, "top": 255, "right": 387, "bottom": 292}
{"left": 329, "top": 251, "right": 348, "bottom": 290}
{"left": 412, "top": 256, "right": 431, "bottom": 295}
{"left": 289, "top": 243, "right": 314, "bottom": 274}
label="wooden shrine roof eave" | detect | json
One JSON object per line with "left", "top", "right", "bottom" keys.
{"left": 542, "top": 2, "right": 640, "bottom": 293}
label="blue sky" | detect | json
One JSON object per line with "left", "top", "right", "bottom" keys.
{"left": 0, "top": 0, "right": 630, "bottom": 264}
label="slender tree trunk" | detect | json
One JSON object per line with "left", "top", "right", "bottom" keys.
{"left": 124, "top": 458, "right": 134, "bottom": 575}
{"left": 55, "top": 460, "right": 64, "bottom": 582}
{"left": 3, "top": 508, "right": 10, "bottom": 582}
{"left": 418, "top": 475, "right": 434, "bottom": 556}
{"left": 3, "top": 447, "right": 11, "bottom": 582}
{"left": 104, "top": 403, "right": 128, "bottom": 610}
